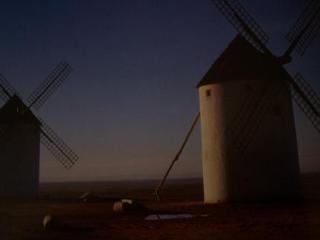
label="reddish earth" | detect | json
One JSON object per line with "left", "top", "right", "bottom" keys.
{"left": 1, "top": 174, "right": 320, "bottom": 240}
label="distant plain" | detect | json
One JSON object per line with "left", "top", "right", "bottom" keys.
{"left": 1, "top": 173, "right": 320, "bottom": 240}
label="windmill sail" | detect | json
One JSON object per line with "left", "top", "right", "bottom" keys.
{"left": 286, "top": 0, "right": 320, "bottom": 56}
{"left": 39, "top": 119, "right": 78, "bottom": 169}
{"left": 0, "top": 74, "right": 16, "bottom": 102}
{"left": 291, "top": 73, "right": 320, "bottom": 133}
{"left": 210, "top": 0, "right": 320, "bottom": 155}
{"left": 211, "top": 0, "right": 318, "bottom": 112}
{"left": 227, "top": 80, "right": 287, "bottom": 155}
{"left": 227, "top": 72, "right": 319, "bottom": 158}
{"left": 213, "top": 0, "right": 318, "bottom": 104}
{"left": 211, "top": 0, "right": 270, "bottom": 53}
{"left": 27, "top": 61, "right": 73, "bottom": 110}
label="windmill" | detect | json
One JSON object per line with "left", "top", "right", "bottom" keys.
{"left": 197, "top": 0, "right": 320, "bottom": 203}
{"left": 0, "top": 62, "right": 78, "bottom": 198}
{"left": 154, "top": 0, "right": 320, "bottom": 203}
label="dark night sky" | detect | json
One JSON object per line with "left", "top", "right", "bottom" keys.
{"left": 0, "top": 0, "right": 319, "bottom": 182}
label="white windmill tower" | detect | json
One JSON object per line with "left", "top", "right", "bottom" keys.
{"left": 198, "top": 0, "right": 320, "bottom": 203}
{"left": 0, "top": 62, "right": 79, "bottom": 198}
{"left": 154, "top": 0, "right": 320, "bottom": 203}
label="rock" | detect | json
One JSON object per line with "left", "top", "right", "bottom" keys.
{"left": 112, "top": 199, "right": 146, "bottom": 213}
{"left": 80, "top": 192, "right": 93, "bottom": 202}
{"left": 80, "top": 191, "right": 103, "bottom": 203}
{"left": 43, "top": 214, "right": 59, "bottom": 231}
{"left": 113, "top": 201, "right": 124, "bottom": 212}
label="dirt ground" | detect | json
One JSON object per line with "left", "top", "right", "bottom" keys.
{"left": 1, "top": 174, "right": 320, "bottom": 240}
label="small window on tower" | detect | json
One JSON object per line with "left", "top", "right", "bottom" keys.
{"left": 206, "top": 89, "right": 211, "bottom": 97}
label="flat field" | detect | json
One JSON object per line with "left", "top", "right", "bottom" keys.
{"left": 1, "top": 174, "right": 320, "bottom": 240}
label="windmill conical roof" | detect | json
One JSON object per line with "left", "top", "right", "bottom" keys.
{"left": 0, "top": 96, "right": 41, "bottom": 125}
{"left": 197, "top": 34, "right": 276, "bottom": 87}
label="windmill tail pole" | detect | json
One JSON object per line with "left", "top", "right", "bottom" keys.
{"left": 153, "top": 112, "right": 200, "bottom": 201}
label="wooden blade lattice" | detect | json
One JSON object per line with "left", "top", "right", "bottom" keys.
{"left": 227, "top": 80, "right": 287, "bottom": 156}
{"left": 286, "top": 0, "right": 320, "bottom": 56}
{"left": 40, "top": 118, "right": 78, "bottom": 169}
{"left": 291, "top": 73, "right": 320, "bottom": 133}
{"left": 228, "top": 73, "right": 319, "bottom": 159}
{"left": 27, "top": 62, "right": 73, "bottom": 110}
{"left": 0, "top": 74, "right": 16, "bottom": 103}
{"left": 211, "top": 0, "right": 269, "bottom": 52}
